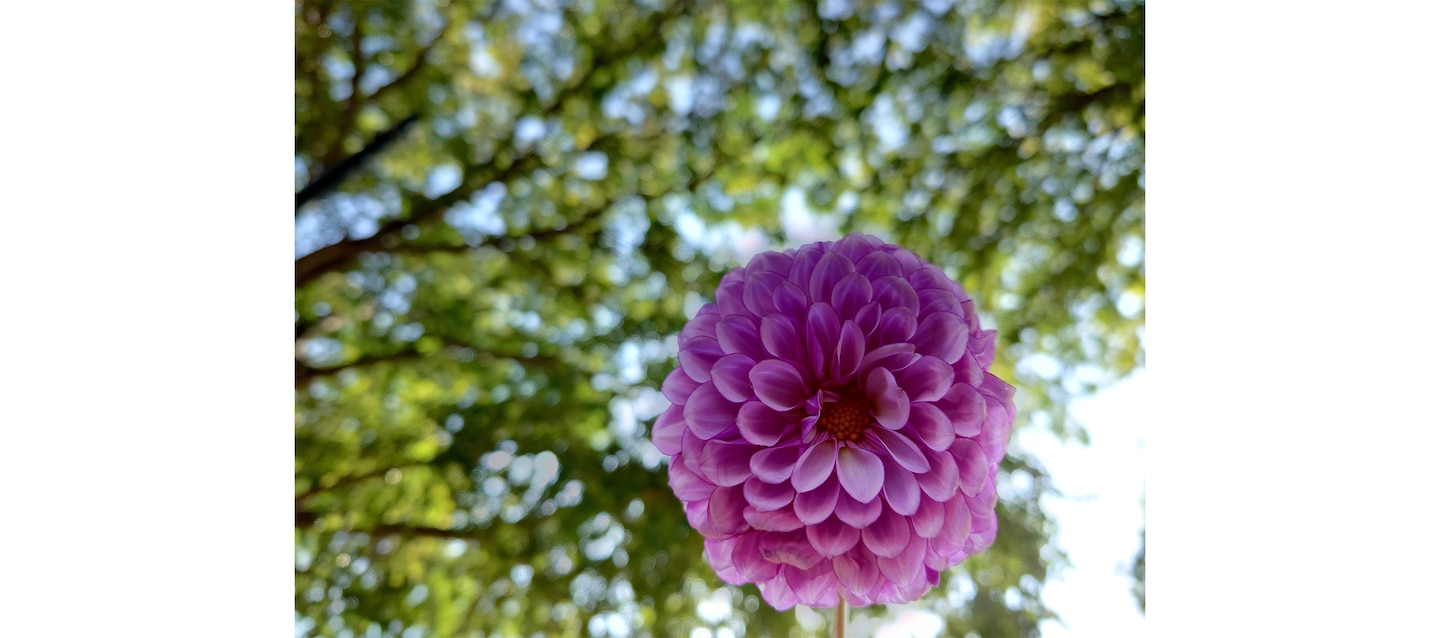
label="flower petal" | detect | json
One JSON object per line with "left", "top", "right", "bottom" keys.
{"left": 875, "top": 306, "right": 917, "bottom": 347}
{"left": 855, "top": 250, "right": 903, "bottom": 280}
{"left": 679, "top": 304, "right": 720, "bottom": 346}
{"left": 859, "top": 342, "right": 919, "bottom": 377}
{"left": 743, "top": 270, "right": 783, "bottom": 318}
{"left": 806, "top": 515, "right": 862, "bottom": 558}
{"left": 678, "top": 336, "right": 726, "bottom": 382}
{"left": 952, "top": 437, "right": 989, "bottom": 498}
{"left": 744, "top": 476, "right": 795, "bottom": 512}
{"left": 773, "top": 280, "right": 810, "bottom": 321}
{"left": 668, "top": 459, "right": 717, "bottom": 501}
{"left": 715, "top": 315, "right": 767, "bottom": 361}
{"left": 833, "top": 491, "right": 882, "bottom": 528}
{"left": 651, "top": 404, "right": 686, "bottom": 456}
{"left": 866, "top": 367, "right": 911, "bottom": 430}
{"left": 710, "top": 353, "right": 757, "bottom": 403}
{"left": 935, "top": 383, "right": 985, "bottom": 438}
{"left": 758, "top": 569, "right": 798, "bottom": 611}
{"left": 906, "top": 401, "right": 956, "bottom": 451}
{"left": 911, "top": 493, "right": 945, "bottom": 538}
{"left": 976, "top": 395, "right": 1014, "bottom": 464}
{"left": 833, "top": 547, "right": 882, "bottom": 595}
{"left": 743, "top": 505, "right": 805, "bottom": 532}
{"left": 683, "top": 382, "right": 742, "bottom": 439}
{"left": 787, "top": 563, "right": 840, "bottom": 608}
{"left": 880, "top": 456, "right": 920, "bottom": 515}
{"left": 750, "top": 359, "right": 809, "bottom": 411}
{"left": 793, "top": 472, "right": 841, "bottom": 524}
{"left": 970, "top": 329, "right": 997, "bottom": 367}
{"left": 867, "top": 427, "right": 930, "bottom": 474}
{"left": 732, "top": 532, "right": 781, "bottom": 582}
{"left": 917, "top": 288, "right": 962, "bottom": 318}
{"left": 830, "top": 272, "right": 873, "bottom": 321}
{"left": 760, "top": 530, "right": 824, "bottom": 569}
{"left": 915, "top": 444, "right": 961, "bottom": 502}
{"left": 787, "top": 245, "right": 822, "bottom": 293}
{"left": 872, "top": 275, "right": 919, "bottom": 314}
{"left": 699, "top": 439, "right": 760, "bottom": 487}
{"left": 834, "top": 320, "right": 866, "bottom": 381}
{"left": 809, "top": 250, "right": 856, "bottom": 304}
{"left": 932, "top": 492, "right": 973, "bottom": 555}
{"left": 804, "top": 302, "right": 840, "bottom": 379}
{"left": 895, "top": 355, "right": 955, "bottom": 402}
{"left": 860, "top": 502, "right": 911, "bottom": 558}
{"left": 685, "top": 497, "right": 721, "bottom": 537}
{"left": 912, "top": 312, "right": 967, "bottom": 364}
{"left": 854, "top": 301, "right": 883, "bottom": 337}
{"left": 708, "top": 484, "right": 750, "bottom": 536}
{"left": 661, "top": 367, "right": 700, "bottom": 405}
{"left": 836, "top": 445, "right": 884, "bottom": 503}
{"left": 760, "top": 313, "right": 803, "bottom": 363}
{"left": 876, "top": 534, "right": 926, "bottom": 588}
{"left": 736, "top": 400, "right": 794, "bottom": 446}
{"left": 792, "top": 438, "right": 838, "bottom": 492}
{"left": 750, "top": 445, "right": 802, "bottom": 484}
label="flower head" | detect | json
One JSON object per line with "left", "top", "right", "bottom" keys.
{"left": 653, "top": 234, "right": 1015, "bottom": 609}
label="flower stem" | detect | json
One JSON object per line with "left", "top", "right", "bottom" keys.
{"left": 834, "top": 599, "right": 845, "bottom": 638}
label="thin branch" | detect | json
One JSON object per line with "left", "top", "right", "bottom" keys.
{"left": 368, "top": 31, "right": 443, "bottom": 104}
{"left": 296, "top": 344, "right": 560, "bottom": 388}
{"left": 293, "top": 1, "right": 690, "bottom": 288}
{"left": 295, "top": 113, "right": 421, "bottom": 211}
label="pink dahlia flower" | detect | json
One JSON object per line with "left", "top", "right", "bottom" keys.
{"left": 654, "top": 234, "right": 1016, "bottom": 609}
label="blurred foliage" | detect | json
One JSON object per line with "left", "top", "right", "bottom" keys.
{"left": 294, "top": 0, "right": 1143, "bottom": 636}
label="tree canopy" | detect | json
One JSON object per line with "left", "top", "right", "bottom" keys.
{"left": 294, "top": 0, "right": 1144, "bottom": 635}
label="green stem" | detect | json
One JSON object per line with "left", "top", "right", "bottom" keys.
{"left": 834, "top": 599, "right": 845, "bottom": 638}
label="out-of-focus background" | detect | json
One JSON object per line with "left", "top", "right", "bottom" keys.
{"left": 293, "top": 0, "right": 1144, "bottom": 636}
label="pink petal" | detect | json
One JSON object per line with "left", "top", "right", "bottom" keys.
{"left": 855, "top": 250, "right": 903, "bottom": 280}
{"left": 772, "top": 280, "right": 810, "bottom": 321}
{"left": 736, "top": 400, "right": 795, "bottom": 446}
{"left": 685, "top": 497, "right": 720, "bottom": 537}
{"left": 708, "top": 484, "right": 750, "bottom": 536}
{"left": 699, "top": 439, "right": 760, "bottom": 487}
{"left": 716, "top": 279, "right": 748, "bottom": 317}
{"left": 833, "top": 547, "right": 882, "bottom": 595}
{"left": 710, "top": 353, "right": 757, "bottom": 403}
{"left": 866, "top": 366, "right": 911, "bottom": 430}
{"left": 804, "top": 302, "right": 840, "bottom": 379}
{"left": 910, "top": 494, "right": 945, "bottom": 538}
{"left": 976, "top": 395, "right": 1014, "bottom": 464}
{"left": 668, "top": 459, "right": 717, "bottom": 501}
{"left": 683, "top": 382, "right": 741, "bottom": 439}
{"left": 917, "top": 288, "right": 961, "bottom": 318}
{"left": 760, "top": 313, "right": 803, "bottom": 363}
{"left": 744, "top": 476, "right": 795, "bottom": 511}
{"left": 759, "top": 530, "right": 823, "bottom": 569}
{"left": 750, "top": 359, "right": 809, "bottom": 411}
{"left": 787, "top": 245, "right": 822, "bottom": 293}
{"left": 836, "top": 445, "right": 884, "bottom": 503}
{"left": 952, "top": 437, "right": 988, "bottom": 498}
{"left": 915, "top": 444, "right": 961, "bottom": 502}
{"left": 750, "top": 444, "right": 801, "bottom": 484}
{"left": 876, "top": 534, "right": 926, "bottom": 588}
{"left": 880, "top": 456, "right": 920, "bottom": 516}
{"left": 858, "top": 342, "right": 919, "bottom": 377}
{"left": 792, "top": 438, "right": 838, "bottom": 492}
{"left": 743, "top": 271, "right": 783, "bottom": 317}
{"left": 970, "top": 329, "right": 997, "bottom": 367}
{"left": 830, "top": 272, "right": 873, "bottom": 321}
{"left": 679, "top": 304, "right": 720, "bottom": 345}
{"left": 715, "top": 315, "right": 767, "bottom": 361}
{"left": 867, "top": 428, "right": 931, "bottom": 473}
{"left": 906, "top": 401, "right": 956, "bottom": 450}
{"left": 786, "top": 563, "right": 840, "bottom": 608}
{"left": 911, "top": 312, "right": 967, "bottom": 364}
{"left": 955, "top": 350, "right": 984, "bottom": 387}
{"left": 733, "top": 532, "right": 781, "bottom": 582}
{"left": 932, "top": 493, "right": 973, "bottom": 555}
{"left": 854, "top": 301, "right": 882, "bottom": 337}
{"left": 758, "top": 569, "right": 798, "bottom": 611}
{"left": 743, "top": 506, "right": 805, "bottom": 532}
{"left": 935, "top": 383, "right": 985, "bottom": 438}
{"left": 834, "top": 320, "right": 866, "bottom": 381}
{"left": 679, "top": 337, "right": 725, "bottom": 382}
{"left": 860, "top": 503, "right": 911, "bottom": 558}
{"left": 793, "top": 472, "right": 841, "bottom": 524}
{"left": 809, "top": 250, "right": 856, "bottom": 304}
{"left": 661, "top": 367, "right": 700, "bottom": 405}
{"left": 872, "top": 275, "right": 920, "bottom": 314}
{"left": 895, "top": 355, "right": 955, "bottom": 402}
{"left": 806, "top": 516, "right": 861, "bottom": 558}
{"left": 874, "top": 306, "right": 917, "bottom": 347}
{"left": 833, "top": 234, "right": 876, "bottom": 263}
{"left": 834, "top": 491, "right": 882, "bottom": 528}
{"left": 650, "top": 404, "right": 686, "bottom": 456}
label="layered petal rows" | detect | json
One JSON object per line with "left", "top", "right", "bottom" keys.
{"left": 654, "top": 234, "right": 1015, "bottom": 609}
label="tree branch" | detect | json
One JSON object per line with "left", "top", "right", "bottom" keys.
{"left": 296, "top": 344, "right": 560, "bottom": 388}
{"left": 293, "top": 1, "right": 691, "bottom": 289}
{"left": 295, "top": 113, "right": 421, "bottom": 212}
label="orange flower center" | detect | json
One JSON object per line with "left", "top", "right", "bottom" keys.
{"left": 816, "top": 390, "right": 869, "bottom": 442}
